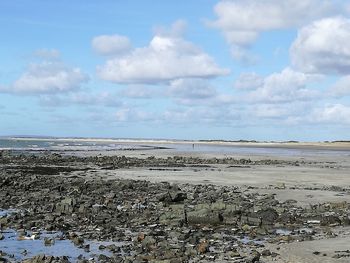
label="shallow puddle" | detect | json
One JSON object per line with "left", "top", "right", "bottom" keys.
{"left": 0, "top": 209, "right": 19, "bottom": 217}
{"left": 276, "top": 229, "right": 293, "bottom": 235}
{"left": 0, "top": 229, "right": 125, "bottom": 262}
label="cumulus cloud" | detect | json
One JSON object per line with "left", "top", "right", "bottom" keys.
{"left": 208, "top": 0, "right": 339, "bottom": 62}
{"left": 234, "top": 72, "right": 263, "bottom": 90}
{"left": 291, "top": 17, "right": 350, "bottom": 74}
{"left": 168, "top": 78, "right": 217, "bottom": 99}
{"left": 210, "top": 0, "right": 336, "bottom": 46}
{"left": 310, "top": 104, "right": 350, "bottom": 124}
{"left": 15, "top": 62, "right": 87, "bottom": 94}
{"left": 230, "top": 46, "right": 259, "bottom": 65}
{"left": 166, "top": 78, "right": 238, "bottom": 107}
{"left": 246, "top": 68, "right": 320, "bottom": 102}
{"left": 328, "top": 76, "right": 350, "bottom": 97}
{"left": 92, "top": 34, "right": 132, "bottom": 56}
{"left": 96, "top": 21, "right": 229, "bottom": 84}
{"left": 153, "top": 19, "right": 187, "bottom": 38}
{"left": 0, "top": 60, "right": 88, "bottom": 95}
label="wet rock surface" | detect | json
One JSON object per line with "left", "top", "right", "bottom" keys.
{"left": 0, "top": 151, "right": 349, "bottom": 262}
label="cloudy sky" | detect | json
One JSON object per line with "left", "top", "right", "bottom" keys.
{"left": 1, "top": 0, "right": 350, "bottom": 141}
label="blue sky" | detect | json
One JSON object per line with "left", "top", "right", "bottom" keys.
{"left": 1, "top": 0, "right": 350, "bottom": 141}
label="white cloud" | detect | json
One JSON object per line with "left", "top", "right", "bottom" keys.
{"left": 208, "top": 0, "right": 339, "bottom": 62}
{"left": 115, "top": 108, "right": 154, "bottom": 122}
{"left": 69, "top": 92, "right": 121, "bottom": 107}
{"left": 92, "top": 34, "right": 131, "bottom": 56}
{"left": 40, "top": 91, "right": 122, "bottom": 107}
{"left": 291, "top": 17, "right": 350, "bottom": 74}
{"left": 162, "top": 107, "right": 240, "bottom": 125}
{"left": 168, "top": 78, "right": 217, "bottom": 99}
{"left": 230, "top": 46, "right": 258, "bottom": 65}
{"left": 209, "top": 0, "right": 336, "bottom": 47}
{"left": 119, "top": 85, "right": 159, "bottom": 99}
{"left": 96, "top": 22, "right": 229, "bottom": 84}
{"left": 153, "top": 19, "right": 187, "bottom": 38}
{"left": 166, "top": 78, "right": 239, "bottom": 107}
{"left": 173, "top": 94, "right": 236, "bottom": 107}
{"left": 249, "top": 102, "right": 309, "bottom": 119}
{"left": 247, "top": 68, "right": 320, "bottom": 102}
{"left": 310, "top": 104, "right": 350, "bottom": 124}
{"left": 328, "top": 76, "right": 350, "bottom": 97}
{"left": 252, "top": 104, "right": 290, "bottom": 119}
{"left": 234, "top": 72, "right": 263, "bottom": 90}
{"left": 0, "top": 61, "right": 88, "bottom": 95}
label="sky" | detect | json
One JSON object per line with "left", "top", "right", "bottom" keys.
{"left": 1, "top": 0, "right": 350, "bottom": 141}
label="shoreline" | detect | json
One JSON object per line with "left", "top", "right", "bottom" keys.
{"left": 3, "top": 136, "right": 350, "bottom": 152}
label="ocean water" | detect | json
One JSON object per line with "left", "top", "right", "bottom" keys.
{"left": 0, "top": 138, "right": 157, "bottom": 152}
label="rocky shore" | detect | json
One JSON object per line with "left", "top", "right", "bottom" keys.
{"left": 0, "top": 151, "right": 350, "bottom": 262}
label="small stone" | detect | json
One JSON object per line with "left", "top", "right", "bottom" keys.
{"left": 137, "top": 232, "right": 145, "bottom": 242}
{"left": 197, "top": 240, "right": 209, "bottom": 254}
{"left": 261, "top": 249, "right": 272, "bottom": 256}
{"left": 44, "top": 237, "right": 55, "bottom": 246}
{"left": 72, "top": 236, "right": 84, "bottom": 246}
{"left": 98, "top": 244, "right": 106, "bottom": 250}
{"left": 246, "top": 250, "right": 260, "bottom": 263}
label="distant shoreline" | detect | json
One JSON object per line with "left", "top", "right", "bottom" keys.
{"left": 2, "top": 136, "right": 350, "bottom": 151}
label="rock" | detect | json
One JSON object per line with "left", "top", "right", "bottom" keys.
{"left": 98, "top": 254, "right": 110, "bottom": 262}
{"left": 242, "top": 224, "right": 251, "bottom": 232}
{"left": 137, "top": 232, "right": 145, "bottom": 242}
{"left": 0, "top": 234, "right": 4, "bottom": 240}
{"left": 256, "top": 208, "right": 279, "bottom": 225}
{"left": 169, "top": 190, "right": 187, "bottom": 203}
{"left": 275, "top": 183, "right": 286, "bottom": 189}
{"left": 72, "top": 236, "right": 84, "bottom": 246}
{"left": 197, "top": 240, "right": 209, "bottom": 254}
{"left": 321, "top": 215, "right": 341, "bottom": 226}
{"left": 1, "top": 152, "right": 350, "bottom": 262}
{"left": 261, "top": 249, "right": 272, "bottom": 256}
{"left": 44, "top": 237, "right": 55, "bottom": 246}
{"left": 22, "top": 254, "right": 69, "bottom": 263}
{"left": 142, "top": 236, "right": 156, "bottom": 251}
{"left": 246, "top": 250, "right": 260, "bottom": 262}
{"left": 98, "top": 244, "right": 106, "bottom": 250}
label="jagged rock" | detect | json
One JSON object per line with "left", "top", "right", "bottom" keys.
{"left": 256, "top": 208, "right": 279, "bottom": 225}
